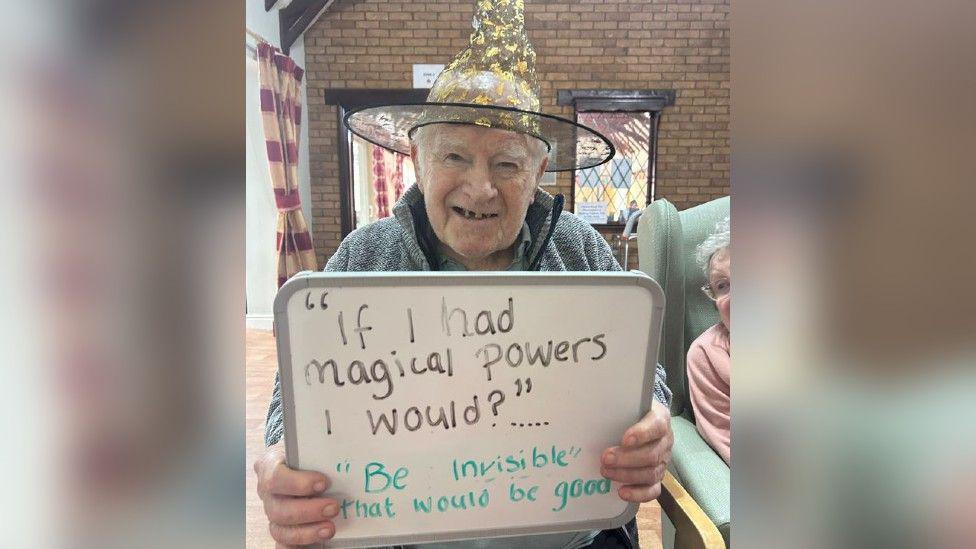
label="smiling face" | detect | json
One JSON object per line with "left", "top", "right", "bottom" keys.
{"left": 410, "top": 124, "right": 548, "bottom": 270}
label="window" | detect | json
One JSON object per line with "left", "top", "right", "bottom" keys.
{"left": 350, "top": 134, "right": 417, "bottom": 227}
{"left": 557, "top": 90, "right": 675, "bottom": 227}
{"left": 325, "top": 89, "right": 428, "bottom": 237}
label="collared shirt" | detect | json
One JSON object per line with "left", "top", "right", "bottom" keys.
{"left": 437, "top": 222, "right": 534, "bottom": 271}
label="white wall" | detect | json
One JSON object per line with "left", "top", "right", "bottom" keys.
{"left": 246, "top": 0, "right": 280, "bottom": 44}
{"left": 246, "top": 0, "right": 312, "bottom": 329}
{"left": 245, "top": 57, "right": 277, "bottom": 330}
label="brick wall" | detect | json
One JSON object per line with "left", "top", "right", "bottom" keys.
{"left": 303, "top": 0, "right": 729, "bottom": 267}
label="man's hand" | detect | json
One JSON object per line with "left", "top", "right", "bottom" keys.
{"left": 254, "top": 444, "right": 341, "bottom": 547}
{"left": 601, "top": 400, "right": 673, "bottom": 502}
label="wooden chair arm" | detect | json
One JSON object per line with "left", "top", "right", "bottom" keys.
{"left": 658, "top": 470, "right": 725, "bottom": 549}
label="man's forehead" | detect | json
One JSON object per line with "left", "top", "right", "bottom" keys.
{"left": 429, "top": 124, "right": 530, "bottom": 150}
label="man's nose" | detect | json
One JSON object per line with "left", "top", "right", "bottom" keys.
{"left": 461, "top": 162, "right": 498, "bottom": 202}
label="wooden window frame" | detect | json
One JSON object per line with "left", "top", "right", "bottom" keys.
{"left": 324, "top": 89, "right": 428, "bottom": 239}
{"left": 556, "top": 89, "right": 675, "bottom": 231}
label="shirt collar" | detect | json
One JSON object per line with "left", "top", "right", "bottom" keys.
{"left": 438, "top": 221, "right": 533, "bottom": 271}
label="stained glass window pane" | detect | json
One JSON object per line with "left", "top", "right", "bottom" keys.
{"left": 574, "top": 111, "right": 653, "bottom": 224}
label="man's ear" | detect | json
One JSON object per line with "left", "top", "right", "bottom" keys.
{"left": 409, "top": 142, "right": 424, "bottom": 194}
{"left": 535, "top": 155, "right": 549, "bottom": 184}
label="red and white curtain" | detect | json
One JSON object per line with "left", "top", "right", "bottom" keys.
{"left": 367, "top": 145, "right": 406, "bottom": 220}
{"left": 393, "top": 153, "right": 405, "bottom": 202}
{"left": 371, "top": 145, "right": 390, "bottom": 218}
{"left": 257, "top": 42, "right": 318, "bottom": 287}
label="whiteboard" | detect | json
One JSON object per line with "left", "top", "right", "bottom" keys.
{"left": 274, "top": 271, "right": 664, "bottom": 548}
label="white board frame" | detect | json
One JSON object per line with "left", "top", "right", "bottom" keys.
{"left": 274, "top": 271, "right": 665, "bottom": 548}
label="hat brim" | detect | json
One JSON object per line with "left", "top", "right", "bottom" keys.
{"left": 343, "top": 102, "right": 615, "bottom": 172}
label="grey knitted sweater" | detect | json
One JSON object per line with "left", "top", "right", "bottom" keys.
{"left": 264, "top": 184, "right": 671, "bottom": 446}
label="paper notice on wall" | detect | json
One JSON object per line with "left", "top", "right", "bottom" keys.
{"left": 413, "top": 64, "right": 445, "bottom": 88}
{"left": 576, "top": 201, "right": 608, "bottom": 224}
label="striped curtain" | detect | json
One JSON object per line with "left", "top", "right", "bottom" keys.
{"left": 257, "top": 42, "right": 317, "bottom": 287}
{"left": 393, "top": 153, "right": 405, "bottom": 202}
{"left": 371, "top": 145, "right": 390, "bottom": 218}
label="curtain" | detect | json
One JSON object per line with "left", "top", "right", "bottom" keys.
{"left": 257, "top": 42, "right": 318, "bottom": 287}
{"left": 393, "top": 153, "right": 405, "bottom": 202}
{"left": 371, "top": 145, "right": 390, "bottom": 219}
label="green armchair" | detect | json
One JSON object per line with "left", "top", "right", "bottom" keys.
{"left": 638, "top": 197, "right": 730, "bottom": 548}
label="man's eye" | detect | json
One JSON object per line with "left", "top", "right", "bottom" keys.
{"left": 715, "top": 279, "right": 730, "bottom": 292}
{"left": 445, "top": 153, "right": 465, "bottom": 162}
{"left": 497, "top": 162, "right": 519, "bottom": 170}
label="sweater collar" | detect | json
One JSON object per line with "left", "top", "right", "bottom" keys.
{"left": 391, "top": 184, "right": 560, "bottom": 270}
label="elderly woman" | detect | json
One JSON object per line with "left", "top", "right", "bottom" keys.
{"left": 687, "top": 216, "right": 731, "bottom": 464}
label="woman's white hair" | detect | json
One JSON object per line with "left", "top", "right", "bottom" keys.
{"left": 695, "top": 215, "right": 730, "bottom": 276}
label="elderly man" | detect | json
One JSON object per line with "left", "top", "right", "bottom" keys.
{"left": 254, "top": 1, "right": 673, "bottom": 547}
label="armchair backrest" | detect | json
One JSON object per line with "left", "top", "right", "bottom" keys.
{"left": 638, "top": 196, "right": 729, "bottom": 420}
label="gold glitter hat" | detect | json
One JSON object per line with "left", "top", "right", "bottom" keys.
{"left": 344, "top": 0, "right": 614, "bottom": 172}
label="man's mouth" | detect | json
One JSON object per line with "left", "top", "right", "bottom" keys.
{"left": 451, "top": 206, "right": 499, "bottom": 220}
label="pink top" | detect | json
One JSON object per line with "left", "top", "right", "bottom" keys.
{"left": 687, "top": 323, "right": 731, "bottom": 464}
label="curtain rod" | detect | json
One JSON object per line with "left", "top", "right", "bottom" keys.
{"left": 246, "top": 28, "right": 273, "bottom": 60}
{"left": 246, "top": 28, "right": 272, "bottom": 45}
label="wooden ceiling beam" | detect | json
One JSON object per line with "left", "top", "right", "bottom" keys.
{"left": 279, "top": 0, "right": 335, "bottom": 54}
